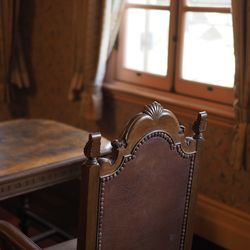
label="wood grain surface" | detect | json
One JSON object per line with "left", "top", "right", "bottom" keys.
{"left": 0, "top": 119, "right": 110, "bottom": 178}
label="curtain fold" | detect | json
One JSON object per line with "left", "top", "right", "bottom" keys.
{"left": 231, "top": 0, "right": 250, "bottom": 170}
{"left": 0, "top": 0, "right": 30, "bottom": 102}
{"left": 69, "top": 0, "right": 125, "bottom": 121}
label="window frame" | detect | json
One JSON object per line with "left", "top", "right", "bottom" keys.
{"left": 175, "top": 1, "right": 234, "bottom": 104}
{"left": 116, "top": 2, "right": 177, "bottom": 90}
{"left": 115, "top": 0, "right": 234, "bottom": 105}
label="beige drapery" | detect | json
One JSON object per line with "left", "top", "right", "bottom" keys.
{"left": 231, "top": 0, "right": 250, "bottom": 170}
{"left": 69, "top": 0, "right": 125, "bottom": 121}
{"left": 0, "top": 0, "right": 29, "bottom": 102}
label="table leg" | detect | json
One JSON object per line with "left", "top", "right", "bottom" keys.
{"left": 19, "top": 196, "right": 30, "bottom": 235}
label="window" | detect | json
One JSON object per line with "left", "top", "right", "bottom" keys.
{"left": 116, "top": 0, "right": 235, "bottom": 104}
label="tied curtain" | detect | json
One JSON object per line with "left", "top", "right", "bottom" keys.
{"left": 69, "top": 0, "right": 125, "bottom": 121}
{"left": 0, "top": 0, "right": 29, "bottom": 101}
{"left": 231, "top": 0, "right": 250, "bottom": 170}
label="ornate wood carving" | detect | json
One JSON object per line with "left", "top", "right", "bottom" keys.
{"left": 84, "top": 133, "right": 101, "bottom": 159}
{"left": 100, "top": 102, "right": 206, "bottom": 177}
{"left": 192, "top": 111, "right": 208, "bottom": 140}
{"left": 143, "top": 101, "right": 164, "bottom": 119}
{"left": 0, "top": 163, "right": 81, "bottom": 201}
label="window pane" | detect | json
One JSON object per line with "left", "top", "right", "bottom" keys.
{"left": 186, "top": 0, "right": 231, "bottom": 8}
{"left": 127, "top": 0, "right": 170, "bottom": 6}
{"left": 124, "top": 9, "right": 169, "bottom": 76}
{"left": 182, "top": 12, "right": 235, "bottom": 87}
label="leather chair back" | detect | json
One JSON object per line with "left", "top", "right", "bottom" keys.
{"left": 79, "top": 102, "right": 207, "bottom": 250}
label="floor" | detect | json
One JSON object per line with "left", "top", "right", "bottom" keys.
{"left": 0, "top": 206, "right": 66, "bottom": 248}
{"left": 0, "top": 206, "right": 226, "bottom": 250}
{"left": 192, "top": 235, "right": 226, "bottom": 250}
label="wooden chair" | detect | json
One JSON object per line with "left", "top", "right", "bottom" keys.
{"left": 0, "top": 101, "right": 207, "bottom": 250}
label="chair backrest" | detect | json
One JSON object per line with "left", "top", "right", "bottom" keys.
{"left": 77, "top": 102, "right": 207, "bottom": 250}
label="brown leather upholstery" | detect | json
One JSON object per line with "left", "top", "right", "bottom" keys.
{"left": 101, "top": 137, "right": 191, "bottom": 250}
{"left": 80, "top": 102, "right": 207, "bottom": 250}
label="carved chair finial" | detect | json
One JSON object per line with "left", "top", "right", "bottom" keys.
{"left": 192, "top": 111, "right": 207, "bottom": 140}
{"left": 84, "top": 132, "right": 101, "bottom": 159}
{"left": 143, "top": 101, "right": 164, "bottom": 119}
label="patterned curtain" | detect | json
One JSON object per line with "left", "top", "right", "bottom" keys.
{"left": 69, "top": 0, "right": 125, "bottom": 121}
{"left": 231, "top": 0, "right": 250, "bottom": 170}
{"left": 0, "top": 0, "right": 30, "bottom": 102}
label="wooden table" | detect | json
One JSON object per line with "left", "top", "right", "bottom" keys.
{"left": 0, "top": 119, "right": 111, "bottom": 201}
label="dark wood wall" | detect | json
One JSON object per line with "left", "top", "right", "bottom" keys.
{"left": 0, "top": 0, "right": 83, "bottom": 128}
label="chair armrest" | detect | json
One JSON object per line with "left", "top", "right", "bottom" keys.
{"left": 0, "top": 220, "right": 41, "bottom": 250}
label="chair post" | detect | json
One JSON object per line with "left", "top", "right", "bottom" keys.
{"left": 77, "top": 133, "right": 101, "bottom": 250}
{"left": 185, "top": 111, "right": 208, "bottom": 250}
{"left": 192, "top": 111, "right": 207, "bottom": 141}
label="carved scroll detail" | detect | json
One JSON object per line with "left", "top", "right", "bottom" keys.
{"left": 192, "top": 111, "right": 208, "bottom": 140}
{"left": 111, "top": 139, "right": 127, "bottom": 150}
{"left": 84, "top": 133, "right": 101, "bottom": 159}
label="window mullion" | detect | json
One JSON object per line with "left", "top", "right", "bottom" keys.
{"left": 183, "top": 6, "right": 231, "bottom": 13}
{"left": 174, "top": 0, "right": 185, "bottom": 91}
{"left": 167, "top": 0, "right": 179, "bottom": 91}
{"left": 126, "top": 4, "right": 170, "bottom": 11}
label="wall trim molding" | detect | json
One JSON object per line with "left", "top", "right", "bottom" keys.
{"left": 104, "top": 82, "right": 235, "bottom": 128}
{"left": 195, "top": 194, "right": 250, "bottom": 250}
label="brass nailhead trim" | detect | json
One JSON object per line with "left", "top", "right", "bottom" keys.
{"left": 97, "top": 131, "right": 196, "bottom": 250}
